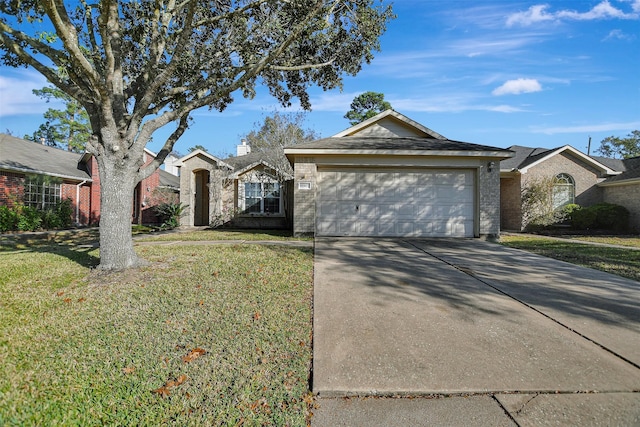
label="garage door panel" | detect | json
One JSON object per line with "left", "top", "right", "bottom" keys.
{"left": 317, "top": 169, "right": 475, "bottom": 237}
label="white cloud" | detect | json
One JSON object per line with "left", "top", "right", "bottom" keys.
{"left": 532, "top": 121, "right": 640, "bottom": 134}
{"left": 603, "top": 29, "right": 636, "bottom": 40}
{"left": 492, "top": 78, "right": 542, "bottom": 96}
{"left": 0, "top": 70, "right": 58, "bottom": 117}
{"left": 507, "top": 1, "right": 640, "bottom": 27}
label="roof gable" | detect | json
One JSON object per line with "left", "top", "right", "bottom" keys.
{"left": 177, "top": 149, "right": 233, "bottom": 170}
{"left": 502, "top": 145, "right": 620, "bottom": 176}
{"left": 0, "top": 133, "right": 91, "bottom": 181}
{"left": 333, "top": 110, "right": 446, "bottom": 139}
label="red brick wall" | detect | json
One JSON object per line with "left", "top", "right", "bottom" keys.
{"left": 0, "top": 171, "right": 24, "bottom": 205}
{"left": 0, "top": 171, "right": 95, "bottom": 226}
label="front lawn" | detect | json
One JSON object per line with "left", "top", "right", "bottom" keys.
{"left": 500, "top": 234, "right": 640, "bottom": 282}
{"left": 0, "top": 237, "right": 313, "bottom": 425}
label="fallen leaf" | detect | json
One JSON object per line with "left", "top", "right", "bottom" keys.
{"left": 63, "top": 298, "right": 72, "bottom": 303}
{"left": 198, "top": 300, "right": 204, "bottom": 306}
{"left": 122, "top": 366, "right": 135, "bottom": 375}
{"left": 152, "top": 386, "right": 171, "bottom": 398}
{"left": 56, "top": 291, "right": 65, "bottom": 296}
{"left": 182, "top": 348, "right": 206, "bottom": 363}
{"left": 253, "top": 311, "right": 261, "bottom": 321}
{"left": 77, "top": 297, "right": 86, "bottom": 303}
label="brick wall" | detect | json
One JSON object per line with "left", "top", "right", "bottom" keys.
{"left": 602, "top": 183, "right": 640, "bottom": 232}
{"left": 0, "top": 171, "right": 24, "bottom": 205}
{"left": 291, "top": 158, "right": 317, "bottom": 236}
{"left": 500, "top": 174, "right": 522, "bottom": 230}
{"left": 524, "top": 152, "right": 604, "bottom": 207}
{"left": 478, "top": 163, "right": 501, "bottom": 237}
{"left": 1, "top": 170, "right": 95, "bottom": 226}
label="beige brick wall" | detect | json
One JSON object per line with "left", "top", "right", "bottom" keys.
{"left": 479, "top": 163, "right": 501, "bottom": 237}
{"left": 500, "top": 175, "right": 522, "bottom": 230}
{"left": 501, "top": 152, "right": 608, "bottom": 231}
{"left": 524, "top": 152, "right": 604, "bottom": 207}
{"left": 291, "top": 158, "right": 317, "bottom": 236}
{"left": 602, "top": 183, "right": 640, "bottom": 232}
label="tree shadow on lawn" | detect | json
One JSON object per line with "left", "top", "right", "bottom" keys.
{"left": 0, "top": 233, "right": 100, "bottom": 268}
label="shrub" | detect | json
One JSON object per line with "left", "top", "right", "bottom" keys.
{"left": 571, "top": 203, "right": 629, "bottom": 231}
{"left": 155, "top": 202, "right": 187, "bottom": 229}
{"left": 592, "top": 203, "right": 629, "bottom": 231}
{"left": 0, "top": 205, "right": 18, "bottom": 232}
{"left": 572, "top": 207, "right": 597, "bottom": 230}
{"left": 17, "top": 205, "right": 42, "bottom": 231}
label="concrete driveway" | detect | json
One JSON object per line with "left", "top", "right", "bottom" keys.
{"left": 311, "top": 238, "right": 640, "bottom": 426}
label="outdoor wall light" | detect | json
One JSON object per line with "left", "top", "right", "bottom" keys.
{"left": 488, "top": 161, "right": 495, "bottom": 172}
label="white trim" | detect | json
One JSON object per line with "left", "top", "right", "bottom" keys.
{"left": 519, "top": 145, "right": 620, "bottom": 175}
{"left": 176, "top": 149, "right": 233, "bottom": 170}
{"left": 597, "top": 177, "right": 640, "bottom": 187}
{"left": 332, "top": 109, "right": 446, "bottom": 139}
{"left": 285, "top": 148, "right": 512, "bottom": 158}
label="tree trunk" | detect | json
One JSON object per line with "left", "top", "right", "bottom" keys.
{"left": 97, "top": 160, "right": 142, "bottom": 270}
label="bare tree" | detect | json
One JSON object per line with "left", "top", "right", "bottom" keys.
{"left": 0, "top": 0, "right": 394, "bottom": 270}
{"left": 244, "top": 111, "right": 318, "bottom": 180}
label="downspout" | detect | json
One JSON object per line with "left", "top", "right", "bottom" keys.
{"left": 76, "top": 179, "right": 88, "bottom": 225}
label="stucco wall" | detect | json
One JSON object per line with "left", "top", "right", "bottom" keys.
{"left": 602, "top": 183, "right": 640, "bottom": 232}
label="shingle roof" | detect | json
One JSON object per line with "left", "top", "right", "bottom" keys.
{"left": 500, "top": 145, "right": 556, "bottom": 170}
{"left": 0, "top": 133, "right": 91, "bottom": 181}
{"left": 600, "top": 156, "right": 640, "bottom": 183}
{"left": 288, "top": 136, "right": 510, "bottom": 153}
{"left": 159, "top": 169, "right": 180, "bottom": 189}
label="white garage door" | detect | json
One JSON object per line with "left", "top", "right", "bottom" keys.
{"left": 317, "top": 169, "right": 476, "bottom": 237}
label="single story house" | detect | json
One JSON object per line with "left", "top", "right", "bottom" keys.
{"left": 284, "top": 110, "right": 514, "bottom": 238}
{"left": 500, "top": 145, "right": 640, "bottom": 232}
{"left": 176, "top": 147, "right": 293, "bottom": 229}
{"left": 0, "top": 133, "right": 179, "bottom": 226}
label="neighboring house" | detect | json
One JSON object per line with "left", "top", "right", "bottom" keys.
{"left": 177, "top": 145, "right": 293, "bottom": 229}
{"left": 284, "top": 110, "right": 513, "bottom": 238}
{"left": 499, "top": 145, "right": 640, "bottom": 232}
{"left": 595, "top": 155, "right": 640, "bottom": 232}
{"left": 0, "top": 133, "right": 179, "bottom": 226}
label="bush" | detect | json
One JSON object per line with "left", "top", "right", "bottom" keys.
{"left": 17, "top": 205, "right": 42, "bottom": 231}
{"left": 592, "top": 203, "right": 629, "bottom": 231}
{"left": 155, "top": 202, "right": 187, "bottom": 229}
{"left": 0, "top": 205, "right": 18, "bottom": 232}
{"left": 0, "top": 199, "right": 74, "bottom": 232}
{"left": 571, "top": 203, "right": 629, "bottom": 231}
{"left": 572, "top": 207, "right": 597, "bottom": 230}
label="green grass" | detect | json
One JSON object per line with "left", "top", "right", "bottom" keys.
{"left": 500, "top": 235, "right": 640, "bottom": 281}
{"left": 135, "top": 228, "right": 312, "bottom": 242}
{"left": 563, "top": 235, "right": 640, "bottom": 248}
{"left": 0, "top": 239, "right": 313, "bottom": 425}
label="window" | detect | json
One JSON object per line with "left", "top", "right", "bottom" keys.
{"left": 24, "top": 176, "right": 61, "bottom": 209}
{"left": 552, "top": 173, "right": 574, "bottom": 209}
{"left": 244, "top": 182, "right": 280, "bottom": 214}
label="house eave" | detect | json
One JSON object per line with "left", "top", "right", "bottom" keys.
{"left": 597, "top": 177, "right": 640, "bottom": 187}
{"left": 285, "top": 149, "right": 513, "bottom": 159}
{"left": 0, "top": 165, "right": 92, "bottom": 183}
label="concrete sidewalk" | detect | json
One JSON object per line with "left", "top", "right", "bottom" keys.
{"left": 311, "top": 238, "right": 640, "bottom": 426}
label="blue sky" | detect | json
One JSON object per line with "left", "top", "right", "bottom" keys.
{"left": 1, "top": 0, "right": 639, "bottom": 157}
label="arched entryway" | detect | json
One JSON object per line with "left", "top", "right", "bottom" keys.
{"left": 193, "top": 169, "right": 210, "bottom": 226}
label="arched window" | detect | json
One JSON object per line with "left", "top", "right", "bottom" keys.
{"left": 552, "top": 173, "right": 575, "bottom": 209}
